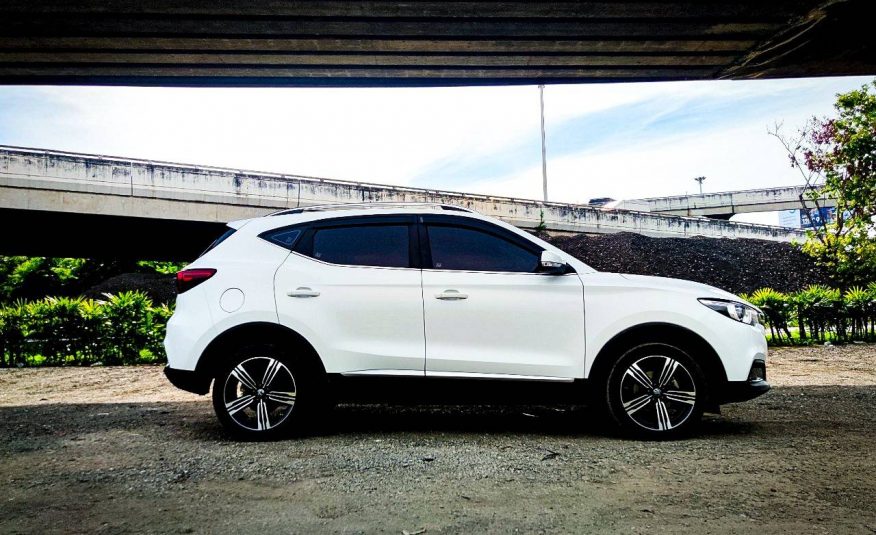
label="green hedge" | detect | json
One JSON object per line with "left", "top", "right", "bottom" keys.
{"left": 3, "top": 283, "right": 872, "bottom": 365}
{"left": 743, "top": 283, "right": 876, "bottom": 345}
{"left": 0, "top": 291, "right": 173, "bottom": 367}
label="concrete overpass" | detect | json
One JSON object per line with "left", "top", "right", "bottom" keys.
{"left": 0, "top": 1, "right": 872, "bottom": 87}
{"left": 0, "top": 146, "right": 804, "bottom": 260}
{"left": 639, "top": 186, "right": 836, "bottom": 219}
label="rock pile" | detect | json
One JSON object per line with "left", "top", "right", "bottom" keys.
{"left": 545, "top": 232, "right": 827, "bottom": 295}
{"left": 85, "top": 272, "right": 176, "bottom": 304}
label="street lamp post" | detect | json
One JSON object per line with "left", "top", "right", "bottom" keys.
{"left": 539, "top": 84, "right": 548, "bottom": 202}
{"left": 694, "top": 176, "right": 706, "bottom": 194}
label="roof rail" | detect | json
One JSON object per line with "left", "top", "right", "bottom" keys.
{"left": 268, "top": 202, "right": 476, "bottom": 217}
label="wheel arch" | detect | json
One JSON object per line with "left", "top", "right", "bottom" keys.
{"left": 588, "top": 322, "right": 728, "bottom": 399}
{"left": 195, "top": 321, "right": 326, "bottom": 379}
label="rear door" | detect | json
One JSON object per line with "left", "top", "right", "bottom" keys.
{"left": 272, "top": 215, "right": 425, "bottom": 375}
{"left": 420, "top": 215, "right": 586, "bottom": 379}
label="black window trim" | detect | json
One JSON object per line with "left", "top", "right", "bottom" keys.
{"left": 418, "top": 214, "right": 546, "bottom": 274}
{"left": 259, "top": 213, "right": 575, "bottom": 274}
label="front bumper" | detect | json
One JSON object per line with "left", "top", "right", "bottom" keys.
{"left": 164, "top": 366, "right": 211, "bottom": 395}
{"left": 719, "top": 359, "right": 770, "bottom": 403}
{"left": 720, "top": 379, "right": 771, "bottom": 403}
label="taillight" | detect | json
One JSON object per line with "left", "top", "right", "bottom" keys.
{"left": 176, "top": 268, "right": 216, "bottom": 294}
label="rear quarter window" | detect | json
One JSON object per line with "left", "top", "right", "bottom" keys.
{"left": 261, "top": 228, "right": 303, "bottom": 248}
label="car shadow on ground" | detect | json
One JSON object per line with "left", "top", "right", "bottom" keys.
{"left": 7, "top": 384, "right": 872, "bottom": 446}
{"left": 0, "top": 398, "right": 774, "bottom": 449}
{"left": 317, "top": 403, "right": 761, "bottom": 439}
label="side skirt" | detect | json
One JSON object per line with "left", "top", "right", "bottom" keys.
{"left": 327, "top": 374, "right": 590, "bottom": 405}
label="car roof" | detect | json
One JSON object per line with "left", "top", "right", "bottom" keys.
{"left": 230, "top": 202, "right": 482, "bottom": 232}
{"left": 268, "top": 202, "right": 475, "bottom": 217}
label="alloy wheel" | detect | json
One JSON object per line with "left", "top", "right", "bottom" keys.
{"left": 619, "top": 355, "right": 697, "bottom": 432}
{"left": 221, "top": 356, "right": 297, "bottom": 432}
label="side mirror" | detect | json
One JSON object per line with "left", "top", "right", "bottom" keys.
{"left": 539, "top": 250, "right": 569, "bottom": 275}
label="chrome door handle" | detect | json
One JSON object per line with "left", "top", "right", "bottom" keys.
{"left": 287, "top": 287, "right": 320, "bottom": 298}
{"left": 435, "top": 289, "right": 468, "bottom": 300}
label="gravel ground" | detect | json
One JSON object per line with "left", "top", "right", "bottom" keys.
{"left": 1, "top": 345, "right": 874, "bottom": 534}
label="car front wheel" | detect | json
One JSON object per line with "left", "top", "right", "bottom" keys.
{"left": 605, "top": 343, "right": 707, "bottom": 439}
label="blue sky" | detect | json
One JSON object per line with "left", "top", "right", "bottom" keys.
{"left": 0, "top": 76, "right": 871, "bottom": 224}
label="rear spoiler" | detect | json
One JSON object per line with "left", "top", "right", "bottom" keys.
{"left": 227, "top": 218, "right": 253, "bottom": 230}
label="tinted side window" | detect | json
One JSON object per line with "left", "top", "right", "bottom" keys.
{"left": 427, "top": 225, "right": 538, "bottom": 272}
{"left": 311, "top": 225, "right": 410, "bottom": 268}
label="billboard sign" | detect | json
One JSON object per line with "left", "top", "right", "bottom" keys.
{"left": 800, "top": 207, "right": 836, "bottom": 229}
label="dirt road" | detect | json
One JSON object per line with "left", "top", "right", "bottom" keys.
{"left": 1, "top": 345, "right": 874, "bottom": 534}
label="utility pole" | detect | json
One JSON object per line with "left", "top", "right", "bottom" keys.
{"left": 694, "top": 176, "right": 706, "bottom": 194}
{"left": 539, "top": 84, "right": 548, "bottom": 202}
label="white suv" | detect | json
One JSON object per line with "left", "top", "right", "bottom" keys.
{"left": 164, "top": 203, "right": 769, "bottom": 439}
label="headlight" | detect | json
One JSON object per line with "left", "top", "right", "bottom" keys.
{"left": 698, "top": 298, "right": 761, "bottom": 326}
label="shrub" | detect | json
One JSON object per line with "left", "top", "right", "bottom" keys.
{"left": 0, "top": 301, "right": 30, "bottom": 366}
{"left": 26, "top": 297, "right": 88, "bottom": 365}
{"left": 100, "top": 291, "right": 154, "bottom": 365}
{"left": 747, "top": 288, "right": 793, "bottom": 343}
{"left": 77, "top": 298, "right": 106, "bottom": 365}
{"left": 751, "top": 284, "right": 876, "bottom": 345}
{"left": 145, "top": 303, "right": 173, "bottom": 361}
{"left": 792, "top": 285, "right": 836, "bottom": 341}
{"left": 844, "top": 286, "right": 871, "bottom": 339}
{"left": 0, "top": 291, "right": 173, "bottom": 367}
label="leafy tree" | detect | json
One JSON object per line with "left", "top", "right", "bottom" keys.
{"left": 0, "top": 256, "right": 183, "bottom": 303}
{"left": 0, "top": 256, "right": 96, "bottom": 302}
{"left": 50, "top": 258, "right": 87, "bottom": 281}
{"left": 771, "top": 80, "right": 876, "bottom": 287}
{"left": 0, "top": 257, "right": 52, "bottom": 300}
{"left": 136, "top": 260, "right": 187, "bottom": 275}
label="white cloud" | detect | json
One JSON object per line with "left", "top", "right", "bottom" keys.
{"left": 460, "top": 120, "right": 813, "bottom": 205}
{"left": 6, "top": 85, "right": 544, "bottom": 186}
{"left": 461, "top": 77, "right": 872, "bottom": 204}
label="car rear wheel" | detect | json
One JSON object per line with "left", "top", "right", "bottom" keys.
{"left": 212, "top": 344, "right": 319, "bottom": 439}
{"left": 605, "top": 343, "right": 706, "bottom": 439}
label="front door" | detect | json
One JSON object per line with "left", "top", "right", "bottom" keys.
{"left": 420, "top": 216, "right": 585, "bottom": 379}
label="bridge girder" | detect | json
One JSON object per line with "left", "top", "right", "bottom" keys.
{"left": 0, "top": 1, "right": 872, "bottom": 87}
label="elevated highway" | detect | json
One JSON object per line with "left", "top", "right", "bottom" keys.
{"left": 0, "top": 146, "right": 804, "bottom": 260}
{"left": 639, "top": 186, "right": 835, "bottom": 219}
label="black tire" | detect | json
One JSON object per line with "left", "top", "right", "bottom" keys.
{"left": 211, "top": 343, "right": 325, "bottom": 440}
{"left": 604, "top": 342, "right": 707, "bottom": 439}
